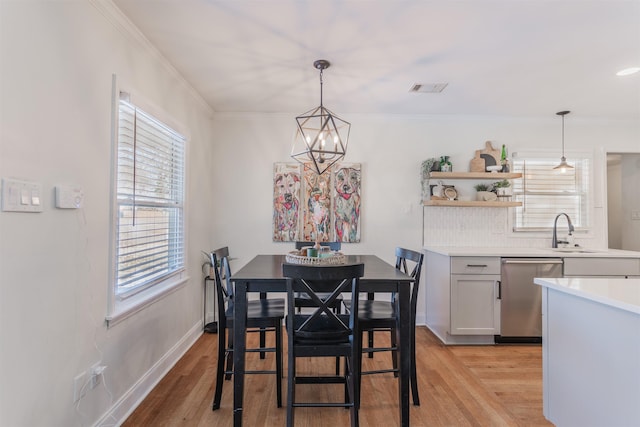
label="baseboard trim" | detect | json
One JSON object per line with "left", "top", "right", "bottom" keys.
{"left": 96, "top": 321, "right": 202, "bottom": 426}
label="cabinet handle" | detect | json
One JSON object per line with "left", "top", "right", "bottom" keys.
{"left": 466, "top": 264, "right": 488, "bottom": 268}
{"left": 496, "top": 280, "right": 502, "bottom": 300}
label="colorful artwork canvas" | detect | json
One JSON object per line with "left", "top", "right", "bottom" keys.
{"left": 333, "top": 163, "right": 361, "bottom": 243}
{"left": 302, "top": 164, "right": 331, "bottom": 242}
{"left": 273, "top": 163, "right": 301, "bottom": 242}
{"left": 272, "top": 162, "right": 362, "bottom": 243}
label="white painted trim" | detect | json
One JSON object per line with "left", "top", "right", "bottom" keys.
{"left": 95, "top": 321, "right": 203, "bottom": 426}
{"left": 88, "top": 0, "right": 214, "bottom": 116}
{"left": 106, "top": 275, "right": 189, "bottom": 328}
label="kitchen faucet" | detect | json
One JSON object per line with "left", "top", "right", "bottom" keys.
{"left": 552, "top": 213, "right": 575, "bottom": 248}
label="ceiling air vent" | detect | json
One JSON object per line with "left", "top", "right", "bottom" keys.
{"left": 410, "top": 83, "right": 448, "bottom": 93}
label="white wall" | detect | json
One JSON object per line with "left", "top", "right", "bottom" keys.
{"left": 211, "top": 113, "right": 639, "bottom": 254}
{"left": 620, "top": 154, "right": 640, "bottom": 251}
{"left": 1, "top": 2, "right": 216, "bottom": 426}
{"left": 607, "top": 157, "right": 623, "bottom": 248}
{"left": 1, "top": 2, "right": 639, "bottom": 426}
{"left": 211, "top": 113, "right": 639, "bottom": 326}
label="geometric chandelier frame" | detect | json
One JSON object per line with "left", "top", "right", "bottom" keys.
{"left": 291, "top": 60, "right": 351, "bottom": 175}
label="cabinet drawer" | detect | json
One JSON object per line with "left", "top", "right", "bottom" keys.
{"left": 564, "top": 257, "right": 640, "bottom": 277}
{"left": 451, "top": 257, "right": 501, "bottom": 275}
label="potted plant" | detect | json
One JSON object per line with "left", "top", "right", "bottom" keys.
{"left": 493, "top": 179, "right": 511, "bottom": 196}
{"left": 474, "top": 183, "right": 495, "bottom": 201}
{"left": 421, "top": 158, "right": 440, "bottom": 201}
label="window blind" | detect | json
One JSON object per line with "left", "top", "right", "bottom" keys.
{"left": 115, "top": 98, "right": 185, "bottom": 295}
{"left": 511, "top": 157, "right": 590, "bottom": 231}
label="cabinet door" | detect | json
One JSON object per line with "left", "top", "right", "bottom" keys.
{"left": 563, "top": 257, "right": 640, "bottom": 277}
{"left": 450, "top": 274, "right": 501, "bottom": 335}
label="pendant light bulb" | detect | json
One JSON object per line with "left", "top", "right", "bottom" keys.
{"left": 553, "top": 111, "right": 574, "bottom": 172}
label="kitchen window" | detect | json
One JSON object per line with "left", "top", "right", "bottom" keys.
{"left": 107, "top": 91, "right": 186, "bottom": 325}
{"left": 511, "top": 154, "right": 590, "bottom": 232}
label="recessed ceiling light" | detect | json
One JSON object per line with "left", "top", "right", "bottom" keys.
{"left": 616, "top": 67, "right": 640, "bottom": 76}
{"left": 410, "top": 83, "right": 448, "bottom": 93}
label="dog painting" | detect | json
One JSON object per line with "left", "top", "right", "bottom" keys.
{"left": 272, "top": 162, "right": 361, "bottom": 243}
{"left": 273, "top": 164, "right": 301, "bottom": 241}
{"left": 333, "top": 164, "right": 361, "bottom": 242}
{"left": 302, "top": 165, "right": 331, "bottom": 242}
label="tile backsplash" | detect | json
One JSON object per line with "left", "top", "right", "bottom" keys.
{"left": 422, "top": 207, "right": 604, "bottom": 248}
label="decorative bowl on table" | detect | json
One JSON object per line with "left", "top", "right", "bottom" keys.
{"left": 486, "top": 165, "right": 502, "bottom": 173}
{"left": 285, "top": 250, "right": 346, "bottom": 265}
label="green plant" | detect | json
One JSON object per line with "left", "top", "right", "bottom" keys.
{"left": 493, "top": 179, "right": 511, "bottom": 188}
{"left": 421, "top": 158, "right": 439, "bottom": 178}
{"left": 474, "top": 183, "right": 489, "bottom": 191}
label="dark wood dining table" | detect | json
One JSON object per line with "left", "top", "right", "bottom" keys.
{"left": 231, "top": 254, "right": 414, "bottom": 426}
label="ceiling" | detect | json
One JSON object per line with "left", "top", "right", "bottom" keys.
{"left": 112, "top": 0, "right": 640, "bottom": 119}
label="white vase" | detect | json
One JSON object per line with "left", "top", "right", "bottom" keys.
{"left": 476, "top": 191, "right": 497, "bottom": 201}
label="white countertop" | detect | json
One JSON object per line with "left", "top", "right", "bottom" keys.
{"left": 534, "top": 277, "right": 640, "bottom": 315}
{"left": 424, "top": 246, "right": 640, "bottom": 258}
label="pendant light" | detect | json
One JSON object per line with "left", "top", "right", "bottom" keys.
{"left": 553, "top": 110, "right": 574, "bottom": 173}
{"left": 291, "top": 60, "right": 350, "bottom": 175}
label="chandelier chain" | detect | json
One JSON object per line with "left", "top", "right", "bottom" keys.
{"left": 319, "top": 68, "right": 324, "bottom": 108}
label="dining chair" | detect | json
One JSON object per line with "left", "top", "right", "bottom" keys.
{"left": 293, "top": 241, "right": 344, "bottom": 374}
{"left": 210, "top": 247, "right": 284, "bottom": 410}
{"left": 282, "top": 263, "right": 365, "bottom": 427}
{"left": 345, "top": 247, "right": 424, "bottom": 406}
{"left": 293, "top": 242, "right": 344, "bottom": 312}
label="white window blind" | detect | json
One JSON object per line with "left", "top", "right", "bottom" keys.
{"left": 511, "top": 156, "right": 590, "bottom": 231}
{"left": 115, "top": 96, "right": 185, "bottom": 296}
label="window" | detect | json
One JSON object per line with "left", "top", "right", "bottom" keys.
{"left": 511, "top": 154, "right": 591, "bottom": 232}
{"left": 113, "top": 93, "right": 186, "bottom": 300}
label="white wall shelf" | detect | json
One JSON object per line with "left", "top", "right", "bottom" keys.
{"left": 424, "top": 171, "right": 522, "bottom": 207}
{"left": 423, "top": 200, "right": 521, "bottom": 207}
{"left": 429, "top": 172, "right": 522, "bottom": 179}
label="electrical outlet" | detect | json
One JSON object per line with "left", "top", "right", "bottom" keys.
{"left": 89, "top": 363, "right": 105, "bottom": 390}
{"left": 73, "top": 372, "right": 87, "bottom": 403}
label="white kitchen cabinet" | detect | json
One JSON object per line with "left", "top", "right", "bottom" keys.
{"left": 450, "top": 257, "right": 501, "bottom": 335}
{"left": 563, "top": 257, "right": 640, "bottom": 277}
{"left": 451, "top": 273, "right": 501, "bottom": 334}
{"left": 425, "top": 251, "right": 500, "bottom": 344}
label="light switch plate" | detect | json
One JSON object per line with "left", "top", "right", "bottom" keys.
{"left": 1, "top": 178, "right": 43, "bottom": 212}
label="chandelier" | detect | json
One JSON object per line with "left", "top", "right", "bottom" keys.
{"left": 291, "top": 60, "right": 350, "bottom": 175}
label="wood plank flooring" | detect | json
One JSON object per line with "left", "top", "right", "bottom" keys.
{"left": 123, "top": 327, "right": 552, "bottom": 426}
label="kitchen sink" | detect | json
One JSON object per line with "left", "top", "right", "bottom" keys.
{"left": 551, "top": 247, "right": 602, "bottom": 253}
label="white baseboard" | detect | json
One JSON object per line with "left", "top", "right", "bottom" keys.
{"left": 96, "top": 321, "right": 203, "bottom": 426}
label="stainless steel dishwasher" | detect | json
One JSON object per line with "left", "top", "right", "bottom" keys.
{"left": 496, "top": 258, "right": 563, "bottom": 343}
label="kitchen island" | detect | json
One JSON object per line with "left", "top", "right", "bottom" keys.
{"left": 534, "top": 277, "right": 640, "bottom": 427}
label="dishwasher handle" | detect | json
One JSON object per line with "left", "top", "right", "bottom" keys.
{"left": 502, "top": 259, "right": 563, "bottom": 265}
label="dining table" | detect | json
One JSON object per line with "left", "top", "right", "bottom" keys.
{"left": 230, "top": 254, "right": 415, "bottom": 426}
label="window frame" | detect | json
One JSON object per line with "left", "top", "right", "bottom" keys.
{"left": 509, "top": 150, "right": 593, "bottom": 235}
{"left": 106, "top": 85, "right": 189, "bottom": 327}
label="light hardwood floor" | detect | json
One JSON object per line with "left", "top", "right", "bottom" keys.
{"left": 123, "top": 327, "right": 552, "bottom": 426}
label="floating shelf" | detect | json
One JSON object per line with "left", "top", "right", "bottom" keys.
{"left": 429, "top": 172, "right": 522, "bottom": 179}
{"left": 423, "top": 200, "right": 522, "bottom": 207}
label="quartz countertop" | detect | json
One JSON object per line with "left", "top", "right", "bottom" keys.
{"left": 534, "top": 277, "right": 640, "bottom": 315}
{"left": 423, "top": 246, "right": 640, "bottom": 258}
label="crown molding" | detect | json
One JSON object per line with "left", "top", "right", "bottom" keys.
{"left": 89, "top": 0, "right": 214, "bottom": 116}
